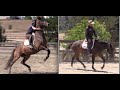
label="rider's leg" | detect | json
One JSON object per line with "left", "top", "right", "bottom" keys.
{"left": 26, "top": 34, "right": 33, "bottom": 48}
{"left": 87, "top": 38, "right": 92, "bottom": 54}
{"left": 28, "top": 35, "right": 33, "bottom": 48}
{"left": 89, "top": 39, "right": 93, "bottom": 53}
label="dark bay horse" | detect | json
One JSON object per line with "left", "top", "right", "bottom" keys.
{"left": 63, "top": 39, "right": 114, "bottom": 70}
{"left": 4, "top": 20, "right": 50, "bottom": 74}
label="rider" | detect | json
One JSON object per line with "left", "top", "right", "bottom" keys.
{"left": 85, "top": 20, "right": 98, "bottom": 54}
{"left": 25, "top": 16, "right": 44, "bottom": 48}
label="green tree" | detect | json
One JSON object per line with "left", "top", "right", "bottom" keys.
{"left": 24, "top": 16, "right": 32, "bottom": 20}
{"left": 0, "top": 25, "right": 2, "bottom": 42}
{"left": 8, "top": 25, "right": 12, "bottom": 30}
{"left": 0, "top": 24, "right": 6, "bottom": 42}
{"left": 45, "top": 16, "right": 58, "bottom": 42}
{"left": 64, "top": 19, "right": 111, "bottom": 41}
{"left": 59, "top": 16, "right": 118, "bottom": 42}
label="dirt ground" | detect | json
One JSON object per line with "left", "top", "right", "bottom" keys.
{"left": 0, "top": 54, "right": 58, "bottom": 74}
{"left": 59, "top": 62, "right": 119, "bottom": 74}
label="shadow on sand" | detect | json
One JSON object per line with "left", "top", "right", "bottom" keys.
{"left": 76, "top": 68, "right": 109, "bottom": 73}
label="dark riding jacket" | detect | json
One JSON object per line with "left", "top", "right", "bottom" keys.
{"left": 85, "top": 25, "right": 97, "bottom": 40}
{"left": 26, "top": 20, "right": 36, "bottom": 34}
{"left": 26, "top": 17, "right": 45, "bottom": 34}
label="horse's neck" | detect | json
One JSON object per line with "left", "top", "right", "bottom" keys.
{"left": 35, "top": 30, "right": 44, "bottom": 38}
{"left": 36, "top": 19, "right": 41, "bottom": 28}
{"left": 95, "top": 41, "right": 108, "bottom": 50}
{"left": 33, "top": 30, "right": 44, "bottom": 50}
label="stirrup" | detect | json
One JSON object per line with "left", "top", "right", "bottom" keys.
{"left": 28, "top": 45, "right": 33, "bottom": 49}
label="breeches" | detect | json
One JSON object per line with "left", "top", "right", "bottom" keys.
{"left": 87, "top": 38, "right": 93, "bottom": 49}
{"left": 25, "top": 34, "right": 31, "bottom": 39}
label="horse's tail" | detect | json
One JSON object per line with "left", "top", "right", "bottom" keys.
{"left": 62, "top": 42, "right": 73, "bottom": 60}
{"left": 4, "top": 47, "right": 16, "bottom": 70}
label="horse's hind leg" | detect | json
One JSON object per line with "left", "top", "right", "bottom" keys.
{"left": 21, "top": 55, "right": 31, "bottom": 72}
{"left": 9, "top": 55, "right": 20, "bottom": 74}
{"left": 71, "top": 55, "right": 75, "bottom": 67}
{"left": 76, "top": 56, "right": 86, "bottom": 69}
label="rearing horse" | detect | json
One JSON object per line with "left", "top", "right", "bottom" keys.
{"left": 4, "top": 19, "right": 50, "bottom": 74}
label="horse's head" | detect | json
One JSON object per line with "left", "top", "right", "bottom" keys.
{"left": 35, "top": 19, "right": 49, "bottom": 29}
{"left": 40, "top": 21, "right": 49, "bottom": 27}
{"left": 96, "top": 41, "right": 114, "bottom": 58}
{"left": 107, "top": 43, "right": 114, "bottom": 58}
{"left": 43, "top": 21, "right": 49, "bottom": 26}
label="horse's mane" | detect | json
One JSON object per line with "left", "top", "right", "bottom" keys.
{"left": 94, "top": 40, "right": 109, "bottom": 50}
{"left": 95, "top": 39, "right": 108, "bottom": 44}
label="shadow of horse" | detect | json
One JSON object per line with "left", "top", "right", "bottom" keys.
{"left": 11, "top": 72, "right": 57, "bottom": 74}
{"left": 76, "top": 68, "right": 109, "bottom": 73}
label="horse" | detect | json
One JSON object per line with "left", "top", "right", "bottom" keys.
{"left": 4, "top": 19, "right": 51, "bottom": 74}
{"left": 63, "top": 39, "right": 114, "bottom": 71}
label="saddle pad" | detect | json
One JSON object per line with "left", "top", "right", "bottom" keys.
{"left": 24, "top": 39, "right": 29, "bottom": 46}
{"left": 82, "top": 39, "right": 88, "bottom": 49}
{"left": 24, "top": 33, "right": 35, "bottom": 46}
{"left": 82, "top": 39, "right": 95, "bottom": 49}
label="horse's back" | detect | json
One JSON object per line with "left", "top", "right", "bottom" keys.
{"left": 71, "top": 40, "right": 83, "bottom": 49}
{"left": 73, "top": 40, "right": 83, "bottom": 46}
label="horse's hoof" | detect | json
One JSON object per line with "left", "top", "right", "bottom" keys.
{"left": 84, "top": 66, "right": 86, "bottom": 69}
{"left": 29, "top": 69, "right": 31, "bottom": 72}
{"left": 44, "top": 59, "right": 47, "bottom": 62}
{"left": 8, "top": 70, "right": 11, "bottom": 74}
{"left": 93, "top": 69, "right": 96, "bottom": 71}
{"left": 92, "top": 67, "right": 96, "bottom": 71}
{"left": 101, "top": 67, "right": 104, "bottom": 69}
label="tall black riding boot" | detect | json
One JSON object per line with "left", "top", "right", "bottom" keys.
{"left": 28, "top": 35, "right": 33, "bottom": 49}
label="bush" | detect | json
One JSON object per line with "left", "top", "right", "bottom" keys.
{"left": 0, "top": 25, "right": 6, "bottom": 42}
{"left": 8, "top": 25, "right": 12, "bottom": 30}
{"left": 64, "top": 19, "right": 111, "bottom": 41}
{"left": 24, "top": 16, "right": 32, "bottom": 20}
{"left": 0, "top": 25, "right": 2, "bottom": 42}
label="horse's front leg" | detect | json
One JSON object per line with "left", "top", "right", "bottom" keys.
{"left": 100, "top": 55, "right": 105, "bottom": 69}
{"left": 92, "top": 55, "right": 96, "bottom": 71}
{"left": 44, "top": 47, "right": 51, "bottom": 62}
{"left": 39, "top": 45, "right": 51, "bottom": 62}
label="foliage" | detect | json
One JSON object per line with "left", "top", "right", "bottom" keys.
{"left": 24, "top": 16, "right": 32, "bottom": 20}
{"left": 45, "top": 16, "right": 58, "bottom": 42}
{"left": 0, "top": 24, "right": 6, "bottom": 42}
{"left": 64, "top": 19, "right": 111, "bottom": 41}
{"left": 8, "top": 25, "right": 12, "bottom": 30}
{"left": 9, "top": 16, "right": 20, "bottom": 19}
{"left": 0, "top": 25, "right": 2, "bottom": 42}
{"left": 59, "top": 16, "right": 119, "bottom": 42}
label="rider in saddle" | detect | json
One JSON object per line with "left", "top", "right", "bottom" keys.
{"left": 85, "top": 20, "right": 98, "bottom": 54}
{"left": 25, "top": 16, "right": 45, "bottom": 49}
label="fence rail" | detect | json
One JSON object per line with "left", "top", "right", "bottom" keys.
{"left": 0, "top": 42, "right": 57, "bottom": 46}
{"left": 0, "top": 42, "right": 58, "bottom": 54}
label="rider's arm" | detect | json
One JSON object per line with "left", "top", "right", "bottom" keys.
{"left": 85, "top": 28, "right": 88, "bottom": 38}
{"left": 32, "top": 26, "right": 41, "bottom": 30}
{"left": 31, "top": 20, "right": 41, "bottom": 30}
{"left": 93, "top": 30, "right": 97, "bottom": 37}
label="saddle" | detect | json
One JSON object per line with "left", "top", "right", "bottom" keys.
{"left": 82, "top": 39, "right": 95, "bottom": 49}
